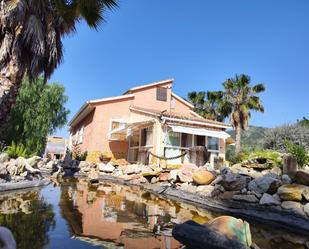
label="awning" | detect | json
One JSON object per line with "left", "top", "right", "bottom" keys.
{"left": 169, "top": 125, "right": 230, "bottom": 139}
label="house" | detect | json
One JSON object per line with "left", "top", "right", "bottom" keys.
{"left": 68, "top": 79, "right": 231, "bottom": 166}
{"left": 44, "top": 136, "right": 67, "bottom": 159}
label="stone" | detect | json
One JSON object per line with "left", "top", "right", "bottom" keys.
{"left": 45, "top": 160, "right": 55, "bottom": 169}
{"left": 0, "top": 153, "right": 9, "bottom": 163}
{"left": 259, "top": 193, "right": 281, "bottom": 206}
{"left": 248, "top": 176, "right": 281, "bottom": 194}
{"left": 281, "top": 201, "right": 305, "bottom": 215}
{"left": 88, "top": 169, "right": 99, "bottom": 183}
{"left": 206, "top": 216, "right": 252, "bottom": 247}
{"left": 221, "top": 172, "right": 250, "bottom": 191}
{"left": 270, "top": 166, "right": 282, "bottom": 176}
{"left": 281, "top": 174, "right": 292, "bottom": 184}
{"left": 283, "top": 154, "right": 298, "bottom": 178}
{"left": 196, "top": 185, "right": 215, "bottom": 197}
{"left": 158, "top": 172, "right": 170, "bottom": 182}
{"left": 277, "top": 184, "right": 306, "bottom": 201}
{"left": 169, "top": 169, "right": 178, "bottom": 181}
{"left": 151, "top": 177, "right": 157, "bottom": 184}
{"left": 98, "top": 162, "right": 115, "bottom": 173}
{"left": 295, "top": 171, "right": 309, "bottom": 186}
{"left": 304, "top": 203, "right": 309, "bottom": 217}
{"left": 178, "top": 164, "right": 198, "bottom": 183}
{"left": 124, "top": 164, "right": 142, "bottom": 175}
{"left": 219, "top": 191, "right": 238, "bottom": 200}
{"left": 192, "top": 169, "right": 215, "bottom": 185}
{"left": 232, "top": 194, "right": 259, "bottom": 203}
{"left": 26, "top": 156, "right": 41, "bottom": 169}
{"left": 0, "top": 164, "right": 8, "bottom": 180}
{"left": 302, "top": 187, "right": 309, "bottom": 201}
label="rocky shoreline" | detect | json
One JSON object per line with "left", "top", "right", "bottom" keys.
{"left": 1, "top": 152, "right": 309, "bottom": 236}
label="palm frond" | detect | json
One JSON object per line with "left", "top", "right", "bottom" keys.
{"left": 252, "top": 83, "right": 265, "bottom": 93}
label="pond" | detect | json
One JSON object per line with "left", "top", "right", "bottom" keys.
{"left": 0, "top": 178, "right": 308, "bottom": 249}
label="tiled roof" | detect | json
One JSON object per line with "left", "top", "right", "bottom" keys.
{"left": 129, "top": 106, "right": 231, "bottom": 128}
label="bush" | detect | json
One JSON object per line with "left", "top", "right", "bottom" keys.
{"left": 227, "top": 148, "right": 283, "bottom": 167}
{"left": 71, "top": 145, "right": 88, "bottom": 161}
{"left": 264, "top": 124, "right": 309, "bottom": 151}
{"left": 284, "top": 140, "right": 309, "bottom": 168}
{"left": 5, "top": 141, "right": 33, "bottom": 159}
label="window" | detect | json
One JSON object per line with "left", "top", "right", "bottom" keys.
{"left": 171, "top": 97, "right": 175, "bottom": 109}
{"left": 140, "top": 127, "right": 153, "bottom": 146}
{"left": 208, "top": 137, "right": 219, "bottom": 151}
{"left": 129, "top": 130, "right": 140, "bottom": 147}
{"left": 78, "top": 126, "right": 84, "bottom": 144}
{"left": 195, "top": 135, "right": 205, "bottom": 146}
{"left": 156, "top": 87, "right": 167, "bottom": 101}
{"left": 181, "top": 133, "right": 192, "bottom": 148}
{"left": 166, "top": 132, "right": 181, "bottom": 147}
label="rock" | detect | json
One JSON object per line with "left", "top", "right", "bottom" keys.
{"left": 0, "top": 164, "right": 8, "bottom": 180}
{"left": 192, "top": 169, "right": 215, "bottom": 185}
{"left": 151, "top": 177, "right": 157, "bottom": 184}
{"left": 98, "top": 162, "right": 115, "bottom": 173}
{"left": 277, "top": 184, "right": 306, "bottom": 201}
{"left": 295, "top": 171, "right": 309, "bottom": 186}
{"left": 302, "top": 187, "right": 309, "bottom": 201}
{"left": 232, "top": 194, "right": 259, "bottom": 203}
{"left": 283, "top": 154, "right": 298, "bottom": 178}
{"left": 281, "top": 174, "right": 292, "bottom": 184}
{"left": 259, "top": 193, "right": 281, "bottom": 206}
{"left": 304, "top": 203, "right": 309, "bottom": 217}
{"left": 196, "top": 185, "right": 215, "bottom": 197}
{"left": 219, "top": 191, "right": 238, "bottom": 200}
{"left": 169, "top": 170, "right": 178, "bottom": 181}
{"left": 88, "top": 169, "right": 99, "bottom": 183}
{"left": 158, "top": 172, "right": 170, "bottom": 182}
{"left": 248, "top": 176, "right": 281, "bottom": 194}
{"left": 270, "top": 166, "right": 282, "bottom": 176}
{"left": 26, "top": 156, "right": 41, "bottom": 169}
{"left": 221, "top": 172, "right": 250, "bottom": 191}
{"left": 124, "top": 164, "right": 142, "bottom": 175}
{"left": 206, "top": 216, "right": 252, "bottom": 247}
{"left": 172, "top": 220, "right": 249, "bottom": 249}
{"left": 281, "top": 201, "right": 305, "bottom": 216}
{"left": 0, "top": 153, "right": 9, "bottom": 163}
{"left": 178, "top": 164, "right": 198, "bottom": 183}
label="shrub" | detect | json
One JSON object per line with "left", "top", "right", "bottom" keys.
{"left": 284, "top": 140, "right": 309, "bottom": 168}
{"left": 5, "top": 141, "right": 33, "bottom": 159}
{"left": 71, "top": 145, "right": 88, "bottom": 161}
{"left": 264, "top": 124, "right": 309, "bottom": 151}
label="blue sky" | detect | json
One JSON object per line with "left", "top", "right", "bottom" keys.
{"left": 50, "top": 0, "right": 309, "bottom": 137}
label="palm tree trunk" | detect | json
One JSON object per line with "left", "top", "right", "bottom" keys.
{"left": 235, "top": 125, "right": 241, "bottom": 154}
{"left": 0, "top": 55, "right": 24, "bottom": 135}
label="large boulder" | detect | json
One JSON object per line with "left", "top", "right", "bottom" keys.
{"left": 98, "top": 162, "right": 115, "bottom": 173}
{"left": 248, "top": 176, "right": 281, "bottom": 194}
{"left": 283, "top": 154, "right": 298, "bottom": 178}
{"left": 221, "top": 172, "right": 250, "bottom": 191}
{"left": 206, "top": 216, "right": 252, "bottom": 247}
{"left": 178, "top": 164, "right": 198, "bottom": 183}
{"left": 192, "top": 169, "right": 215, "bottom": 185}
{"left": 294, "top": 171, "right": 309, "bottom": 186}
{"left": 0, "top": 153, "right": 9, "bottom": 164}
{"left": 277, "top": 184, "right": 306, "bottom": 201}
{"left": 259, "top": 193, "right": 281, "bottom": 206}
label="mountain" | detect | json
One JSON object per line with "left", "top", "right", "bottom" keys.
{"left": 227, "top": 126, "right": 269, "bottom": 150}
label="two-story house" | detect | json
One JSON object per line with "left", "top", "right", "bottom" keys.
{"left": 68, "top": 79, "right": 231, "bottom": 166}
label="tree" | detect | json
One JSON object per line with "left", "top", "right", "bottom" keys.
{"left": 1, "top": 77, "right": 69, "bottom": 154}
{"left": 187, "top": 91, "right": 227, "bottom": 122}
{"left": 221, "top": 74, "right": 265, "bottom": 153}
{"left": 0, "top": 0, "right": 117, "bottom": 132}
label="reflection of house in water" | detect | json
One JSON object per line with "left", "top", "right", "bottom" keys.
{"left": 60, "top": 180, "right": 185, "bottom": 249}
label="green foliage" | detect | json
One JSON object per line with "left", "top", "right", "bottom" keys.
{"left": 1, "top": 77, "right": 69, "bottom": 155}
{"left": 71, "top": 145, "right": 88, "bottom": 161}
{"left": 227, "top": 149, "right": 283, "bottom": 167}
{"left": 284, "top": 140, "right": 309, "bottom": 168}
{"left": 5, "top": 141, "right": 33, "bottom": 159}
{"left": 298, "top": 117, "right": 309, "bottom": 128}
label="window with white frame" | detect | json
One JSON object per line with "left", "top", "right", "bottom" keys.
{"left": 156, "top": 87, "right": 167, "bottom": 101}
{"left": 207, "top": 136, "right": 219, "bottom": 151}
{"left": 109, "top": 120, "right": 127, "bottom": 140}
{"left": 140, "top": 127, "right": 153, "bottom": 147}
{"left": 78, "top": 126, "right": 84, "bottom": 144}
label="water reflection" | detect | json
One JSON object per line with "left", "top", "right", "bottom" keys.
{"left": 0, "top": 189, "right": 55, "bottom": 249}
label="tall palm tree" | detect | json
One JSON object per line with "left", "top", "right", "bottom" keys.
{"left": 222, "top": 74, "right": 265, "bottom": 153}
{"left": 0, "top": 0, "right": 117, "bottom": 132}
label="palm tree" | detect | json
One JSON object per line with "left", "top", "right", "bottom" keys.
{"left": 0, "top": 0, "right": 117, "bottom": 132}
{"left": 187, "top": 91, "right": 227, "bottom": 122}
{"left": 221, "top": 74, "right": 265, "bottom": 153}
